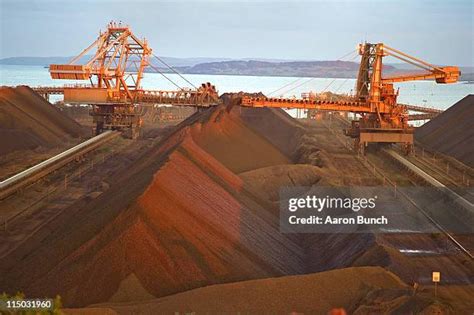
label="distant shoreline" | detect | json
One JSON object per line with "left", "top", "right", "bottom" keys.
{"left": 1, "top": 63, "right": 473, "bottom": 82}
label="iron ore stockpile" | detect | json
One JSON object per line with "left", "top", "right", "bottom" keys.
{"left": 0, "top": 92, "right": 473, "bottom": 314}
{"left": 0, "top": 86, "right": 87, "bottom": 178}
{"left": 415, "top": 95, "right": 474, "bottom": 167}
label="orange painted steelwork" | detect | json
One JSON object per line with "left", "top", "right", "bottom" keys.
{"left": 241, "top": 43, "right": 460, "bottom": 154}
{"left": 49, "top": 22, "right": 219, "bottom": 138}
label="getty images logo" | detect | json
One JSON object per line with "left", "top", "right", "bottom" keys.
{"left": 288, "top": 195, "right": 378, "bottom": 212}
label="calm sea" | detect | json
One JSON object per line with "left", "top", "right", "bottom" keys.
{"left": 1, "top": 65, "right": 472, "bottom": 111}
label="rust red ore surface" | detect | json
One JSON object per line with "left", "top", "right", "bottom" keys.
{"left": 0, "top": 103, "right": 305, "bottom": 307}
{"left": 415, "top": 95, "right": 474, "bottom": 167}
{"left": 0, "top": 86, "right": 85, "bottom": 155}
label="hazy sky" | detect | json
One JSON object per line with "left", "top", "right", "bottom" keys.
{"left": 1, "top": 0, "right": 473, "bottom": 65}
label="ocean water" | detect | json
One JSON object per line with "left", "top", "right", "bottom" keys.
{"left": 1, "top": 65, "right": 472, "bottom": 111}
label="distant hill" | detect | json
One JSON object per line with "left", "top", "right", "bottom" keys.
{"left": 0, "top": 56, "right": 287, "bottom": 68}
{"left": 1, "top": 56, "right": 472, "bottom": 81}
{"left": 179, "top": 60, "right": 380, "bottom": 78}
{"left": 0, "top": 56, "right": 232, "bottom": 67}
{"left": 0, "top": 56, "right": 369, "bottom": 78}
{"left": 0, "top": 56, "right": 87, "bottom": 66}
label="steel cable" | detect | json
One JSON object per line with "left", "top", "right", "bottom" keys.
{"left": 152, "top": 53, "right": 198, "bottom": 89}
{"left": 276, "top": 49, "right": 358, "bottom": 96}
{"left": 147, "top": 62, "right": 184, "bottom": 90}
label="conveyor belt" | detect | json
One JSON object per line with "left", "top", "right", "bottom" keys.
{"left": 0, "top": 131, "right": 119, "bottom": 200}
